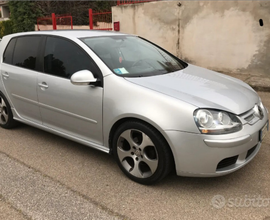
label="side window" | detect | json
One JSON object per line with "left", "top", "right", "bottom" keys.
{"left": 44, "top": 37, "right": 100, "bottom": 79}
{"left": 3, "top": 38, "right": 16, "bottom": 64}
{"left": 12, "top": 36, "right": 41, "bottom": 70}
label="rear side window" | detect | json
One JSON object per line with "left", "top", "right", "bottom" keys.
{"left": 12, "top": 36, "right": 41, "bottom": 71}
{"left": 3, "top": 38, "right": 16, "bottom": 64}
{"left": 44, "top": 36, "right": 100, "bottom": 79}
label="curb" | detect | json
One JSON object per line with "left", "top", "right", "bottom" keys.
{"left": 250, "top": 85, "right": 270, "bottom": 93}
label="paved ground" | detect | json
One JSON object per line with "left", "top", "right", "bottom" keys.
{"left": 0, "top": 91, "right": 270, "bottom": 220}
{"left": 225, "top": 72, "right": 270, "bottom": 93}
{"left": 0, "top": 153, "right": 122, "bottom": 220}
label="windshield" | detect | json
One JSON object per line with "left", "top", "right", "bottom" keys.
{"left": 81, "top": 36, "right": 187, "bottom": 77}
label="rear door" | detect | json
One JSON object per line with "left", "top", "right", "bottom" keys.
{"left": 1, "top": 36, "right": 42, "bottom": 124}
{"left": 37, "top": 36, "right": 104, "bottom": 145}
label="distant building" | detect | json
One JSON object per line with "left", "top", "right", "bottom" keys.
{"left": 0, "top": 1, "right": 9, "bottom": 21}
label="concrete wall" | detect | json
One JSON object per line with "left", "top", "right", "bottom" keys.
{"left": 35, "top": 25, "right": 90, "bottom": 31}
{"left": 36, "top": 22, "right": 112, "bottom": 31}
{"left": 112, "top": 1, "right": 270, "bottom": 76}
{"left": 113, "top": 1, "right": 179, "bottom": 57}
{"left": 35, "top": 22, "right": 112, "bottom": 31}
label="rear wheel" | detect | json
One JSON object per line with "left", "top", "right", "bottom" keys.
{"left": 112, "top": 121, "right": 173, "bottom": 185}
{"left": 0, "top": 92, "right": 18, "bottom": 129}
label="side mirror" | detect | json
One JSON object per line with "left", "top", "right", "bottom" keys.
{"left": 70, "top": 70, "right": 98, "bottom": 86}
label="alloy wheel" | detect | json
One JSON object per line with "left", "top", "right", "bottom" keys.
{"left": 117, "top": 129, "right": 158, "bottom": 178}
{"left": 0, "top": 97, "right": 8, "bottom": 125}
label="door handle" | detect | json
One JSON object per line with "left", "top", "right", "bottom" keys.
{"left": 2, "top": 72, "right": 9, "bottom": 79}
{"left": 38, "top": 82, "right": 49, "bottom": 89}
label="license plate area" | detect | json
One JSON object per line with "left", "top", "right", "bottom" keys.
{"left": 259, "top": 121, "right": 269, "bottom": 142}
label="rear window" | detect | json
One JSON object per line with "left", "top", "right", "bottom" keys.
{"left": 3, "top": 38, "right": 16, "bottom": 64}
{"left": 3, "top": 36, "right": 41, "bottom": 71}
{"left": 13, "top": 36, "right": 41, "bottom": 71}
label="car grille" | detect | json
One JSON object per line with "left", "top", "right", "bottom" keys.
{"left": 244, "top": 114, "right": 255, "bottom": 122}
{"left": 239, "top": 104, "right": 264, "bottom": 125}
{"left": 217, "top": 155, "right": 238, "bottom": 170}
{"left": 245, "top": 145, "right": 257, "bottom": 159}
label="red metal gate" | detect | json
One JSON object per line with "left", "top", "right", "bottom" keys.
{"left": 89, "top": 9, "right": 112, "bottom": 31}
{"left": 37, "top": 13, "right": 73, "bottom": 31}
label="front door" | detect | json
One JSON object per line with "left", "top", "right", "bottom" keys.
{"left": 37, "top": 36, "right": 103, "bottom": 145}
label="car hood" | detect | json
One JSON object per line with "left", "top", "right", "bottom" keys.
{"left": 125, "top": 64, "right": 259, "bottom": 115}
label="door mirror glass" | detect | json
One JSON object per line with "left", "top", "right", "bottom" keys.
{"left": 70, "top": 70, "right": 97, "bottom": 86}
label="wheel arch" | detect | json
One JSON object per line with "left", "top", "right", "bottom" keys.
{"left": 108, "top": 117, "right": 176, "bottom": 171}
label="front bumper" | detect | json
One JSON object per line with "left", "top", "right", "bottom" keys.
{"left": 165, "top": 109, "right": 268, "bottom": 177}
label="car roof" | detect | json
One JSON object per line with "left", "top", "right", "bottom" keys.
{"left": 4, "top": 30, "right": 130, "bottom": 39}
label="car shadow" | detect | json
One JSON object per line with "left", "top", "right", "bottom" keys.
{"left": 9, "top": 123, "right": 264, "bottom": 194}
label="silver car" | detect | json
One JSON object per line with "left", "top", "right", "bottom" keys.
{"left": 0, "top": 31, "right": 268, "bottom": 185}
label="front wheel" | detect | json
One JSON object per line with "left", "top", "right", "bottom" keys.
{"left": 112, "top": 121, "right": 173, "bottom": 185}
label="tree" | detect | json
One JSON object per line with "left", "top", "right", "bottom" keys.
{"left": 8, "top": 1, "right": 117, "bottom": 32}
{"left": 35, "top": 1, "right": 117, "bottom": 25}
{"left": 0, "top": 20, "right": 13, "bottom": 38}
{"left": 8, "top": 1, "right": 42, "bottom": 32}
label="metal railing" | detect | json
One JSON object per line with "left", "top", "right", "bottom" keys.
{"left": 89, "top": 9, "right": 112, "bottom": 31}
{"left": 37, "top": 13, "right": 73, "bottom": 31}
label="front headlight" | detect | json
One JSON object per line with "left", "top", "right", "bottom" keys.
{"left": 194, "top": 109, "right": 242, "bottom": 134}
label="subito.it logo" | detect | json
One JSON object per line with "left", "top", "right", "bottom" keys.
{"left": 211, "top": 195, "right": 226, "bottom": 209}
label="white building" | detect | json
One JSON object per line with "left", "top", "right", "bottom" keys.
{"left": 0, "top": 1, "right": 9, "bottom": 21}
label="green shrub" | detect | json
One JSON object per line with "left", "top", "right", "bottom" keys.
{"left": 0, "top": 20, "right": 13, "bottom": 38}
{"left": 9, "top": 1, "right": 42, "bottom": 33}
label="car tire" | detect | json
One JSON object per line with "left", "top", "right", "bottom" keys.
{"left": 112, "top": 120, "right": 174, "bottom": 185}
{"left": 0, "top": 92, "right": 18, "bottom": 129}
